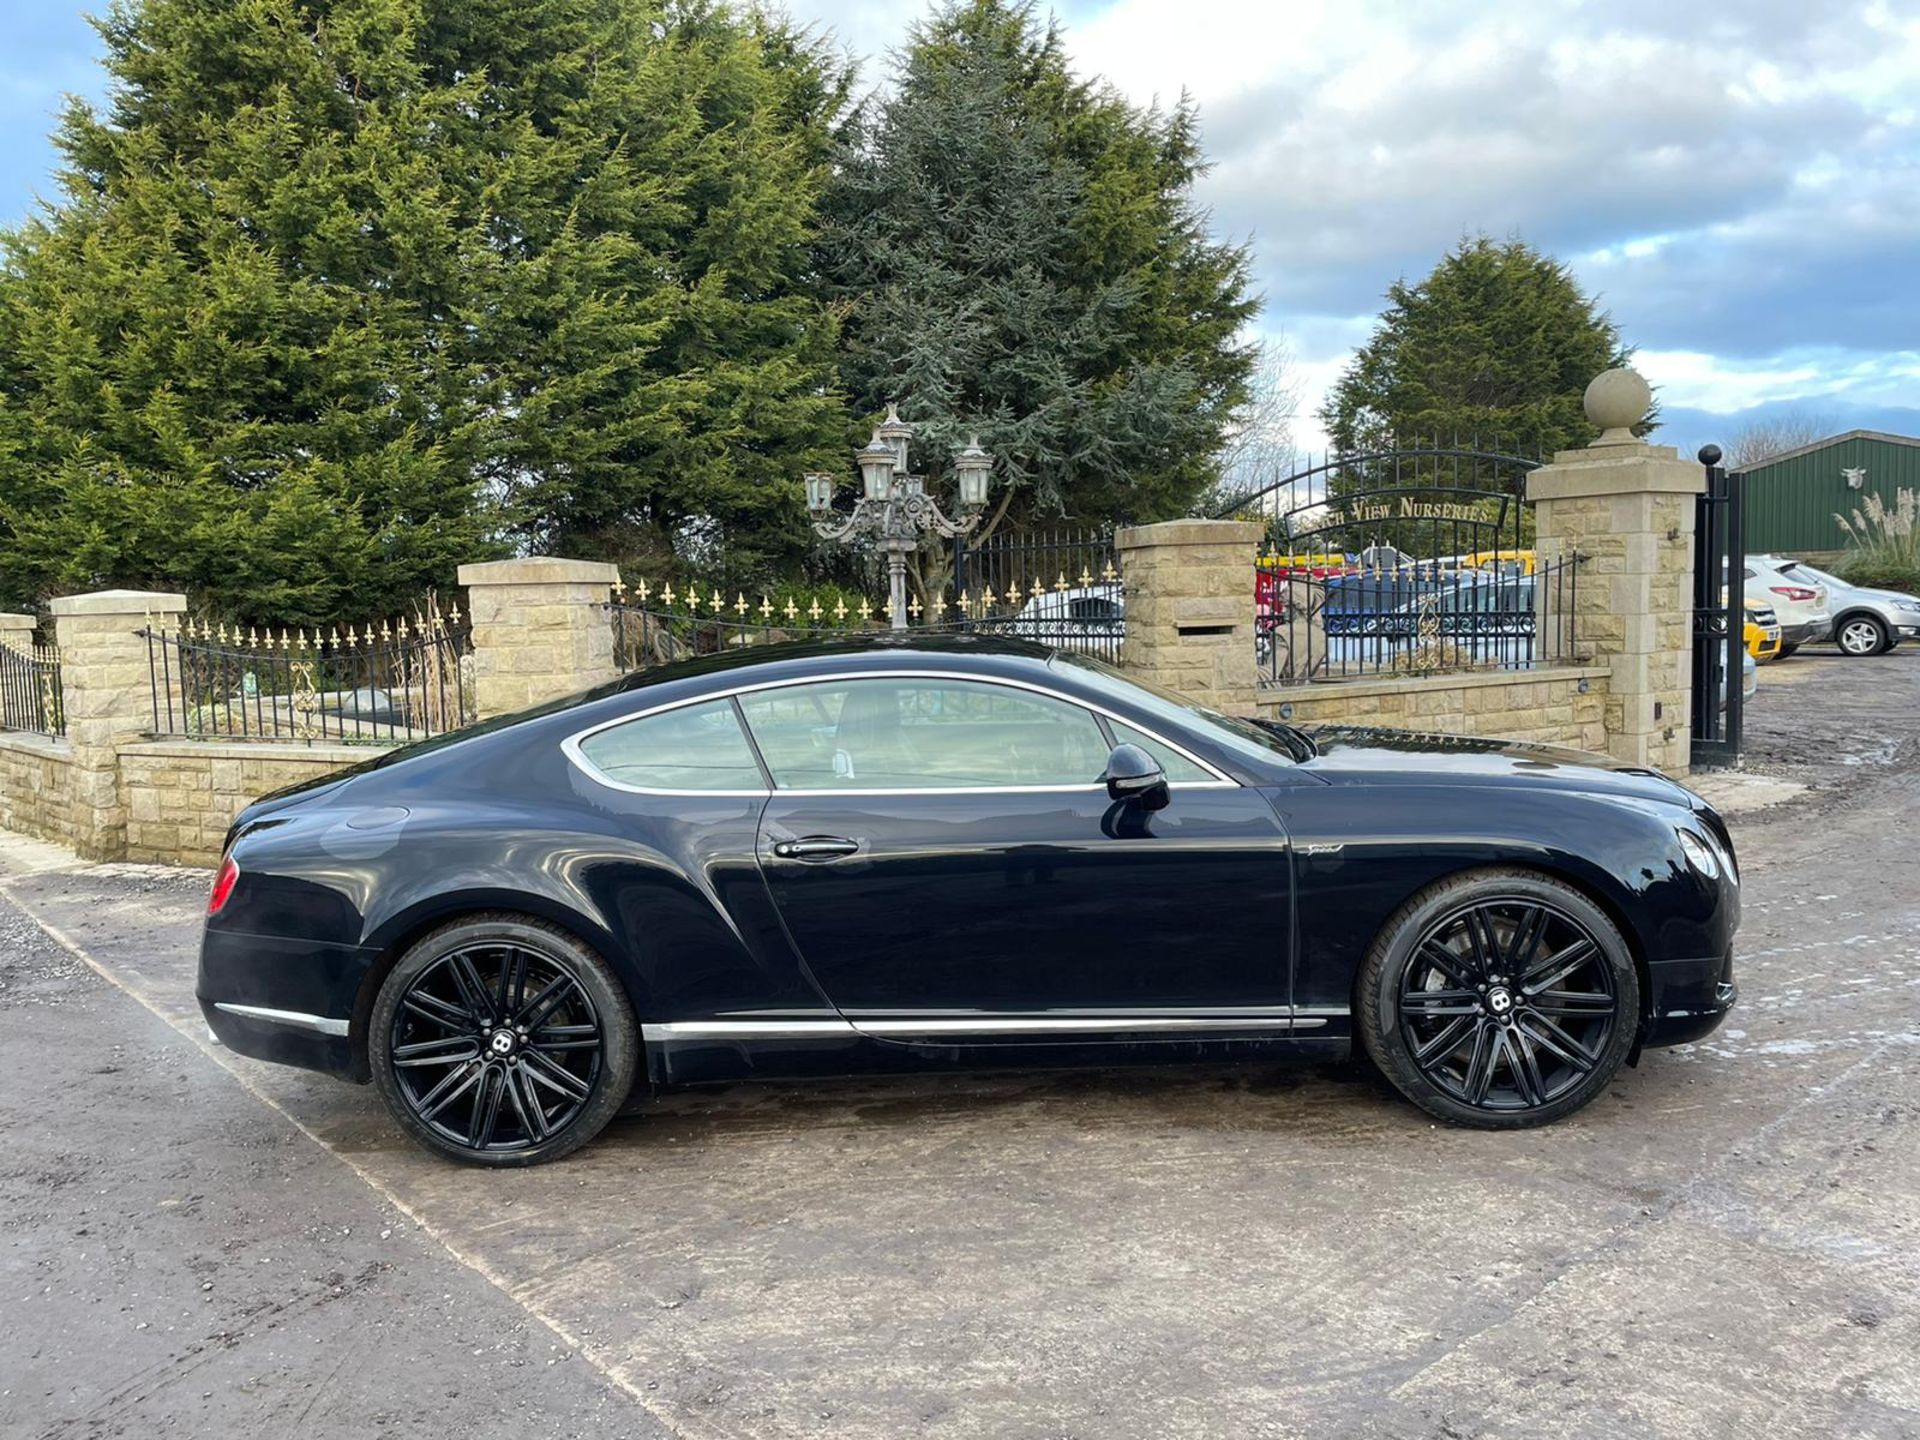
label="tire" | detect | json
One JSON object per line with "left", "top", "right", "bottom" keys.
{"left": 1835, "top": 613, "right": 1890, "bottom": 657}
{"left": 1357, "top": 869, "right": 1640, "bottom": 1130}
{"left": 369, "top": 914, "right": 638, "bottom": 1166}
{"left": 1777, "top": 643, "right": 1799, "bottom": 659}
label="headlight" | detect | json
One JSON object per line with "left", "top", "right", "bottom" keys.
{"left": 1677, "top": 829, "right": 1721, "bottom": 880}
{"left": 1896, "top": 599, "right": 1920, "bottom": 613}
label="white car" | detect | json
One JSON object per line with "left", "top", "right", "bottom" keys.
{"left": 1752, "top": 555, "right": 1920, "bottom": 657}
{"left": 1739, "top": 557, "right": 1832, "bottom": 655}
{"left": 996, "top": 584, "right": 1124, "bottom": 655}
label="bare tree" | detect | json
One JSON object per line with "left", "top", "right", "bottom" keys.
{"left": 1724, "top": 412, "right": 1835, "bottom": 470}
{"left": 1203, "top": 339, "right": 1303, "bottom": 516}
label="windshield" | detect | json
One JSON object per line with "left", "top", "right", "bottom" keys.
{"left": 1050, "top": 652, "right": 1308, "bottom": 766}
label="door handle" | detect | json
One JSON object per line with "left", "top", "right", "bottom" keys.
{"left": 772, "top": 836, "right": 862, "bottom": 861}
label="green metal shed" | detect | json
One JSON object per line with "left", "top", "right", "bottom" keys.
{"left": 1739, "top": 430, "right": 1920, "bottom": 554}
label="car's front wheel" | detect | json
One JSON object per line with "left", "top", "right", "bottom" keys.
{"left": 1358, "top": 870, "right": 1639, "bottom": 1129}
{"left": 1836, "top": 614, "right": 1890, "bottom": 657}
{"left": 369, "top": 915, "right": 638, "bottom": 1166}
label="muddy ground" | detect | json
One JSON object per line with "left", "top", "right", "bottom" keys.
{"left": 1, "top": 644, "right": 1916, "bottom": 1439}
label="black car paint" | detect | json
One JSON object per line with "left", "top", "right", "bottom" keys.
{"left": 199, "top": 636, "right": 1737, "bottom": 1094}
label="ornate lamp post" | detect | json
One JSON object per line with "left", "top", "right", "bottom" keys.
{"left": 806, "top": 406, "right": 993, "bottom": 631}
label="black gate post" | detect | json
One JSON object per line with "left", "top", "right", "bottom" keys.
{"left": 1690, "top": 444, "right": 1745, "bottom": 767}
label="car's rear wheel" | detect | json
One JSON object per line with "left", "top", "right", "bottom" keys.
{"left": 1358, "top": 870, "right": 1639, "bottom": 1129}
{"left": 369, "top": 915, "right": 637, "bottom": 1166}
{"left": 1836, "top": 614, "right": 1890, "bottom": 657}
{"left": 1777, "top": 642, "right": 1800, "bottom": 658}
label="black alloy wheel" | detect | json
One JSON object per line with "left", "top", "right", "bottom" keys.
{"left": 1836, "top": 614, "right": 1889, "bottom": 657}
{"left": 370, "top": 915, "right": 637, "bottom": 1165}
{"left": 1359, "top": 870, "right": 1639, "bottom": 1129}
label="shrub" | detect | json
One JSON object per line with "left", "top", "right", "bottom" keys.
{"left": 1835, "top": 489, "right": 1920, "bottom": 592}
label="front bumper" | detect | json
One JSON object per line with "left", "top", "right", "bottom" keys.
{"left": 1643, "top": 948, "right": 1737, "bottom": 1048}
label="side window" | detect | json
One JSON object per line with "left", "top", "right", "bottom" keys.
{"left": 739, "top": 678, "right": 1108, "bottom": 790}
{"left": 1107, "top": 719, "right": 1215, "bottom": 784}
{"left": 574, "top": 699, "right": 763, "bottom": 791}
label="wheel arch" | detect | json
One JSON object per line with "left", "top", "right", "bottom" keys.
{"left": 347, "top": 891, "right": 641, "bottom": 1081}
{"left": 1833, "top": 608, "right": 1890, "bottom": 649}
{"left": 1347, "top": 857, "right": 1654, "bottom": 1035}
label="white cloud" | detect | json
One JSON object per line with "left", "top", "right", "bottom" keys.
{"left": 788, "top": 0, "right": 1918, "bottom": 437}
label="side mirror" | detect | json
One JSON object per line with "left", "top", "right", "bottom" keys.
{"left": 1102, "top": 742, "right": 1169, "bottom": 811}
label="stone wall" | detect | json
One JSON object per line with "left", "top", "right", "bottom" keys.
{"left": 0, "top": 733, "right": 76, "bottom": 849}
{"left": 118, "top": 741, "right": 373, "bottom": 867}
{"left": 1254, "top": 665, "right": 1611, "bottom": 752}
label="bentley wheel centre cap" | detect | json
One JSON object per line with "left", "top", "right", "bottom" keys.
{"left": 1487, "top": 987, "right": 1514, "bottom": 1017}
{"left": 488, "top": 1028, "right": 518, "bottom": 1058}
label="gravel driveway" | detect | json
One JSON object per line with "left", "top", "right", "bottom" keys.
{"left": 2, "top": 648, "right": 1916, "bottom": 1440}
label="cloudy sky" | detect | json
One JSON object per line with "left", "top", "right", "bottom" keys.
{"left": 4, "top": 0, "right": 1916, "bottom": 455}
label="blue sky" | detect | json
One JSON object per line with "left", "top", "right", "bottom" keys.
{"left": 4, "top": 0, "right": 1917, "bottom": 456}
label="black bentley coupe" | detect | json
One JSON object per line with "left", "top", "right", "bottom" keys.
{"left": 199, "top": 636, "right": 1739, "bottom": 1164}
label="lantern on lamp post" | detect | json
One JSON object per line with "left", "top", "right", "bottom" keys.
{"left": 806, "top": 406, "right": 994, "bottom": 631}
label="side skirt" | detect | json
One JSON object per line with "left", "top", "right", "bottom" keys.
{"left": 641, "top": 1011, "right": 1353, "bottom": 1089}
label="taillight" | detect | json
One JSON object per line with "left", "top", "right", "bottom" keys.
{"left": 208, "top": 855, "right": 239, "bottom": 916}
{"left": 1769, "top": 586, "right": 1817, "bottom": 602}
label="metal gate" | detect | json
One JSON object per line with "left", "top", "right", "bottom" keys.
{"left": 1690, "top": 445, "right": 1745, "bottom": 767}
{"left": 1212, "top": 443, "right": 1577, "bottom": 685}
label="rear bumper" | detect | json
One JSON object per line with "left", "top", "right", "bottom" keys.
{"left": 1643, "top": 949, "right": 1737, "bottom": 1048}
{"left": 202, "top": 997, "right": 359, "bottom": 1078}
{"left": 197, "top": 924, "right": 375, "bottom": 1080}
{"left": 1780, "top": 621, "right": 1828, "bottom": 646}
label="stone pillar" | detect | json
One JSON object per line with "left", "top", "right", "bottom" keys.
{"left": 1528, "top": 368, "right": 1701, "bottom": 776}
{"left": 49, "top": 589, "right": 187, "bottom": 860}
{"left": 0, "top": 612, "right": 35, "bottom": 650}
{"left": 456, "top": 557, "right": 621, "bottom": 720}
{"left": 1115, "top": 519, "right": 1262, "bottom": 715}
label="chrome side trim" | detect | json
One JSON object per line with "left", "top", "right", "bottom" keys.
{"left": 858, "top": 1017, "right": 1326, "bottom": 1036}
{"left": 213, "top": 1002, "right": 350, "bottom": 1037}
{"left": 641, "top": 1015, "right": 1327, "bottom": 1042}
{"left": 561, "top": 668, "right": 1235, "bottom": 797}
{"left": 643, "top": 1019, "right": 859, "bottom": 1042}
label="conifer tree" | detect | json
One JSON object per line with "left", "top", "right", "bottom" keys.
{"left": 819, "top": 0, "right": 1258, "bottom": 539}
{"left": 1320, "top": 236, "right": 1650, "bottom": 457}
{"left": 0, "top": 0, "right": 849, "bottom": 622}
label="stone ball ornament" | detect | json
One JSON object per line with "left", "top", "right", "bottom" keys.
{"left": 1583, "top": 367, "right": 1651, "bottom": 446}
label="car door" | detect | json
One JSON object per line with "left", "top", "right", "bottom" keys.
{"left": 741, "top": 672, "right": 1296, "bottom": 1039}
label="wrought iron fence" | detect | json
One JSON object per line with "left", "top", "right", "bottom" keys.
{"left": 1257, "top": 554, "right": 1581, "bottom": 685}
{"left": 954, "top": 527, "right": 1117, "bottom": 605}
{"left": 139, "top": 605, "right": 473, "bottom": 743}
{"left": 0, "top": 639, "right": 64, "bottom": 738}
{"left": 609, "top": 567, "right": 1125, "bottom": 674}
